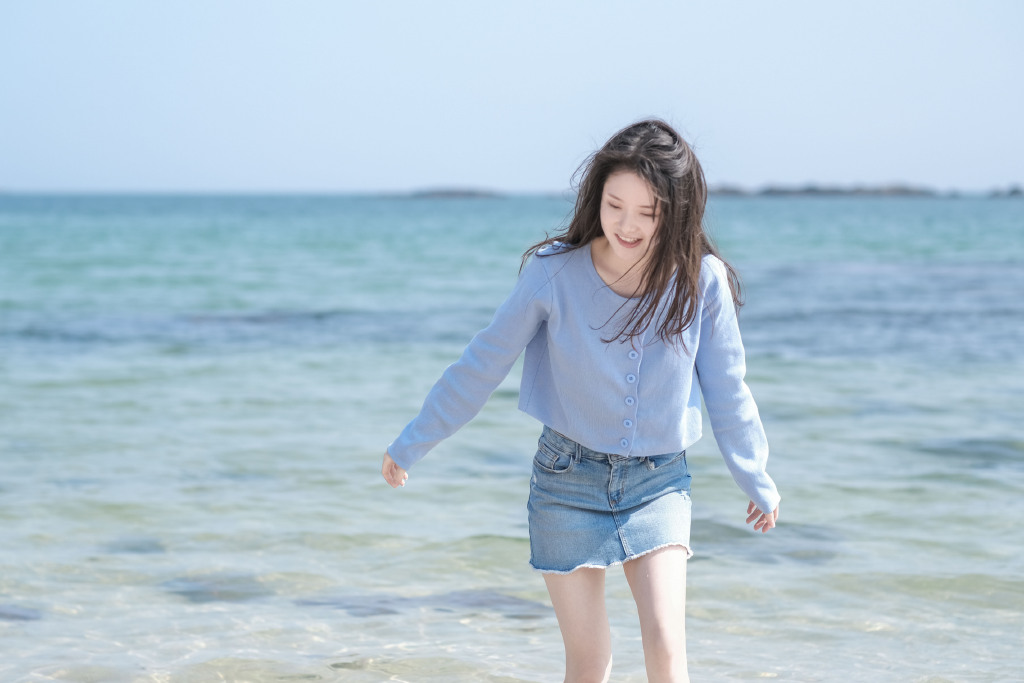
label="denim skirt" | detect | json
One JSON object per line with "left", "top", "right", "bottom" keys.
{"left": 528, "top": 426, "right": 693, "bottom": 574}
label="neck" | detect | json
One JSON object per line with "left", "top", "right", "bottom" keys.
{"left": 590, "top": 237, "right": 647, "bottom": 297}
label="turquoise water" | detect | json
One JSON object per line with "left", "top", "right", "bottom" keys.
{"left": 1, "top": 195, "right": 1022, "bottom": 681}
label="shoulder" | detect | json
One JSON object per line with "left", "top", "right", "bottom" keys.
{"left": 525, "top": 241, "right": 584, "bottom": 281}
{"left": 516, "top": 243, "right": 574, "bottom": 299}
{"left": 698, "top": 253, "right": 729, "bottom": 291}
{"left": 510, "top": 242, "right": 586, "bottom": 309}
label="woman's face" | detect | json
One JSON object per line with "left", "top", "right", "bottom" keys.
{"left": 599, "top": 170, "right": 659, "bottom": 270}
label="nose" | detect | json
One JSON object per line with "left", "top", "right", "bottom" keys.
{"left": 618, "top": 209, "right": 639, "bottom": 234}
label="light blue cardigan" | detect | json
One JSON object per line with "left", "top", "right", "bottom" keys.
{"left": 388, "top": 241, "right": 781, "bottom": 515}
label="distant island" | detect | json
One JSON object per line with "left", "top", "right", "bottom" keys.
{"left": 403, "top": 184, "right": 1022, "bottom": 200}
{"left": 707, "top": 183, "right": 1023, "bottom": 198}
{"left": 409, "top": 188, "right": 505, "bottom": 199}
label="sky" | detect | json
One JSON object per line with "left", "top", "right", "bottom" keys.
{"left": 1, "top": 1, "right": 1022, "bottom": 194}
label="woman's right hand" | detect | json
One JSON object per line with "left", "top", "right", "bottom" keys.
{"left": 382, "top": 451, "right": 409, "bottom": 488}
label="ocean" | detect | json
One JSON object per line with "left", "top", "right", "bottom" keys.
{"left": 1, "top": 194, "right": 1022, "bottom": 682}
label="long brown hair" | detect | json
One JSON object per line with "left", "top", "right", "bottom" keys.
{"left": 524, "top": 119, "right": 742, "bottom": 344}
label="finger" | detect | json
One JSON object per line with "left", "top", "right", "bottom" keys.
{"left": 746, "top": 501, "right": 766, "bottom": 525}
{"left": 760, "top": 506, "right": 779, "bottom": 532}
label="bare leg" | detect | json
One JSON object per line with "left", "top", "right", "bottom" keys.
{"left": 543, "top": 567, "right": 613, "bottom": 683}
{"left": 622, "top": 546, "right": 689, "bottom": 683}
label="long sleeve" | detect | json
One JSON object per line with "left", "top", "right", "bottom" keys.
{"left": 387, "top": 258, "right": 553, "bottom": 470}
{"left": 694, "top": 259, "right": 781, "bottom": 515}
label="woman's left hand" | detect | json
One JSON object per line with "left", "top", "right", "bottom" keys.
{"left": 745, "top": 501, "right": 779, "bottom": 533}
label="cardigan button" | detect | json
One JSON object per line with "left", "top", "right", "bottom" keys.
{"left": 628, "top": 350, "right": 639, "bottom": 360}
{"left": 626, "top": 373, "right": 637, "bottom": 384}
{"left": 625, "top": 396, "right": 635, "bottom": 406}
{"left": 620, "top": 438, "right": 629, "bottom": 448}
{"left": 623, "top": 419, "right": 633, "bottom": 428}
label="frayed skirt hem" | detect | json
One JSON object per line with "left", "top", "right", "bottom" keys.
{"left": 529, "top": 541, "right": 693, "bottom": 575}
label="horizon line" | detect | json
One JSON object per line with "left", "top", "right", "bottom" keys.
{"left": 0, "top": 182, "right": 1021, "bottom": 198}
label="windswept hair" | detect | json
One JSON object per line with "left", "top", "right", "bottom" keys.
{"left": 523, "top": 118, "right": 742, "bottom": 344}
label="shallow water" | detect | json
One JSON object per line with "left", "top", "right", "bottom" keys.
{"left": 1, "top": 195, "right": 1022, "bottom": 681}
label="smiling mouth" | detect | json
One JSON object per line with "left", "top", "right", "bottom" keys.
{"left": 616, "top": 234, "right": 642, "bottom": 248}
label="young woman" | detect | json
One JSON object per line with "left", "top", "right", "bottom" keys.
{"left": 382, "top": 119, "right": 780, "bottom": 682}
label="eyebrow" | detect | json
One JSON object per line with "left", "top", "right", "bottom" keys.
{"left": 606, "top": 192, "right": 655, "bottom": 210}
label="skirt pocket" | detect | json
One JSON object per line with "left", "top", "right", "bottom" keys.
{"left": 533, "top": 437, "right": 577, "bottom": 474}
{"left": 643, "top": 450, "right": 686, "bottom": 471}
